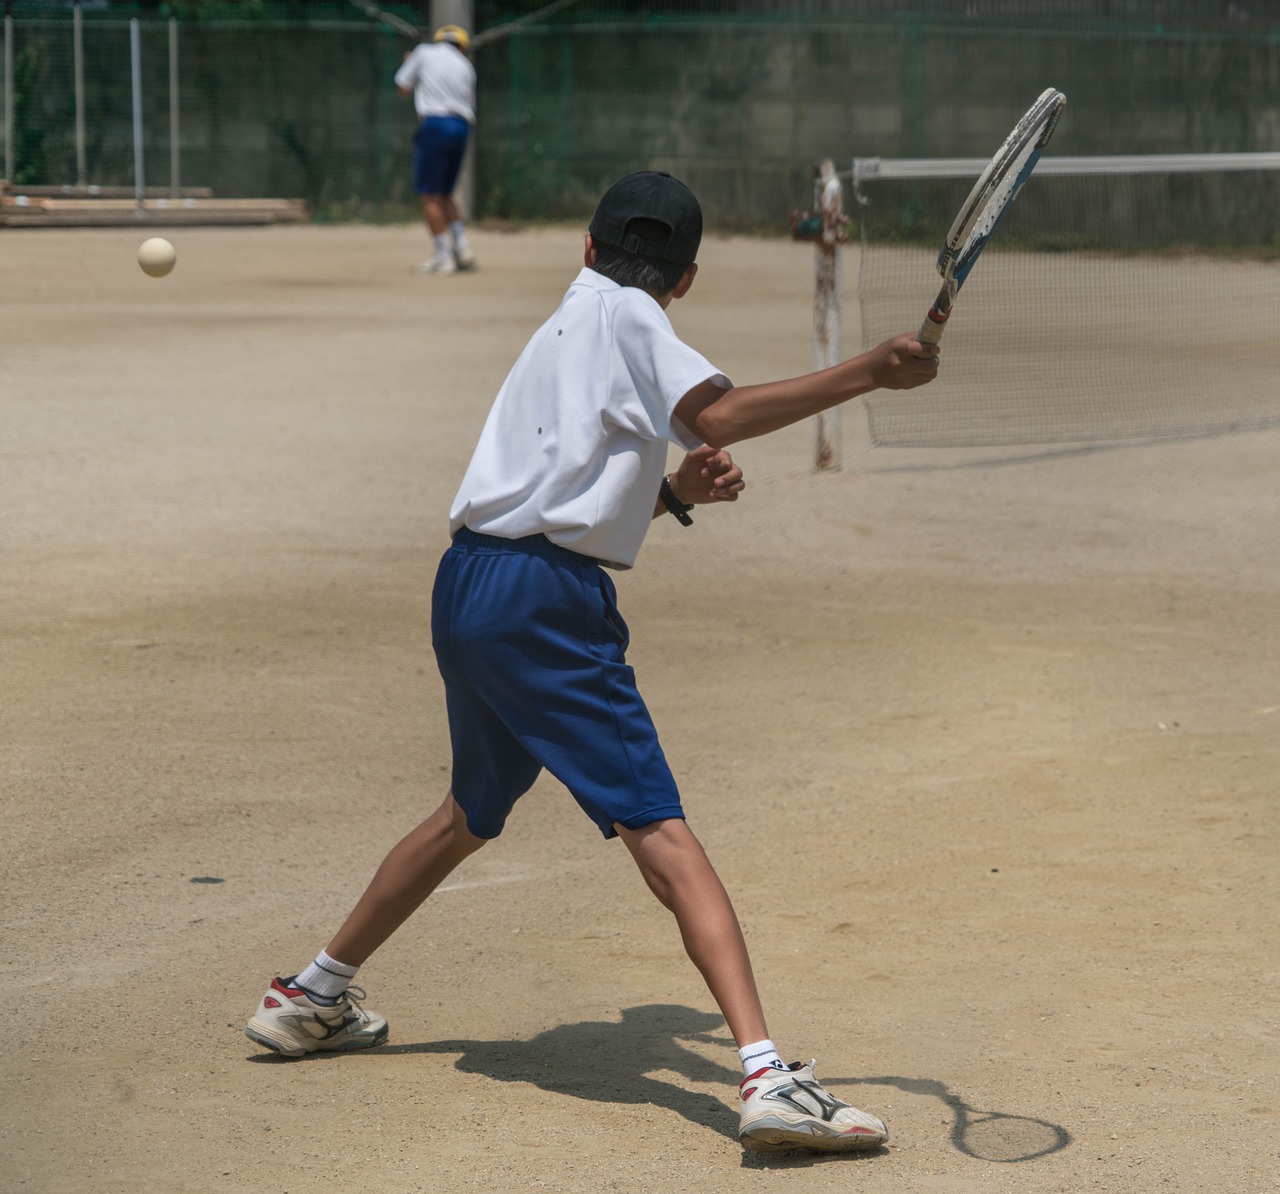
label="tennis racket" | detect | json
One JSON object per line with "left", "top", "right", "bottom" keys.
{"left": 918, "top": 88, "right": 1066, "bottom": 345}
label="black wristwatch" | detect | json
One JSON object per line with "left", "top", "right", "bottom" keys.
{"left": 659, "top": 474, "right": 694, "bottom": 525}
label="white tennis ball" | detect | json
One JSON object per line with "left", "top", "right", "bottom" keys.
{"left": 137, "top": 237, "right": 177, "bottom": 278}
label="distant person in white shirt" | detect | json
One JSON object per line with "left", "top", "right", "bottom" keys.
{"left": 394, "top": 25, "right": 476, "bottom": 276}
{"left": 245, "top": 171, "right": 940, "bottom": 1155}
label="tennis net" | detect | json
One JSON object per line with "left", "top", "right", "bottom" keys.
{"left": 852, "top": 152, "right": 1280, "bottom": 447}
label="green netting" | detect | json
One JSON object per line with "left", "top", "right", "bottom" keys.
{"left": 4, "top": 4, "right": 1280, "bottom": 226}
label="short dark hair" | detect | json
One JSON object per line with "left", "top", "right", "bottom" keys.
{"left": 591, "top": 219, "right": 688, "bottom": 296}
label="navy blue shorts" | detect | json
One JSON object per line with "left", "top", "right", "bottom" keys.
{"left": 412, "top": 115, "right": 469, "bottom": 195}
{"left": 431, "top": 529, "right": 685, "bottom": 840}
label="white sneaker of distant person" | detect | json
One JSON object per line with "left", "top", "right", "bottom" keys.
{"left": 454, "top": 241, "right": 477, "bottom": 271}
{"left": 416, "top": 251, "right": 457, "bottom": 276}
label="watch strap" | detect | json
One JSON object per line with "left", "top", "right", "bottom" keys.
{"left": 659, "top": 475, "right": 694, "bottom": 525}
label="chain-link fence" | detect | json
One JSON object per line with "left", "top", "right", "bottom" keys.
{"left": 3, "top": 6, "right": 409, "bottom": 214}
{"left": 4, "top": 2, "right": 1280, "bottom": 227}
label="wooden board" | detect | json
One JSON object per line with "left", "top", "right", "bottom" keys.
{"left": 0, "top": 194, "right": 308, "bottom": 227}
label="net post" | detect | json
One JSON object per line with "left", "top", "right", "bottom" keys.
{"left": 813, "top": 158, "right": 843, "bottom": 471}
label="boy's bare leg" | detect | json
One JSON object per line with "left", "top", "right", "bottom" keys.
{"left": 420, "top": 194, "right": 448, "bottom": 236}
{"left": 616, "top": 817, "right": 769, "bottom": 1047}
{"left": 245, "top": 793, "right": 481, "bottom": 1057}
{"left": 325, "top": 791, "right": 486, "bottom": 966}
{"left": 421, "top": 195, "right": 459, "bottom": 235}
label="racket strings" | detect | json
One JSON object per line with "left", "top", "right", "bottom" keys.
{"left": 954, "top": 117, "right": 1059, "bottom": 272}
{"left": 963, "top": 141, "right": 1042, "bottom": 248}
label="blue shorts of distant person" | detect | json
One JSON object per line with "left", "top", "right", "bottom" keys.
{"left": 412, "top": 115, "right": 470, "bottom": 195}
{"left": 431, "top": 528, "right": 686, "bottom": 840}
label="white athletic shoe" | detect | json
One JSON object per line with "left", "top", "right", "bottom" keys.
{"left": 245, "top": 976, "right": 388, "bottom": 1058}
{"left": 738, "top": 1061, "right": 888, "bottom": 1153}
{"left": 454, "top": 244, "right": 477, "bottom": 271}
{"left": 416, "top": 253, "right": 457, "bottom": 276}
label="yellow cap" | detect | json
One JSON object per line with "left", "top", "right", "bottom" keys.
{"left": 434, "top": 25, "right": 471, "bottom": 52}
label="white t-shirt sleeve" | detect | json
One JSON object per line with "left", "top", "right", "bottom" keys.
{"left": 609, "top": 293, "right": 729, "bottom": 451}
{"left": 393, "top": 46, "right": 423, "bottom": 92}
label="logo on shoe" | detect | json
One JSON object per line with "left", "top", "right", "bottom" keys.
{"left": 764, "top": 1078, "right": 849, "bottom": 1123}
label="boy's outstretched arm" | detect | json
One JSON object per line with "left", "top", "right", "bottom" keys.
{"left": 652, "top": 445, "right": 744, "bottom": 520}
{"left": 674, "top": 332, "right": 939, "bottom": 449}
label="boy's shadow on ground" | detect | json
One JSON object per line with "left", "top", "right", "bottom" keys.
{"left": 374, "top": 1003, "right": 1071, "bottom": 1164}
{"left": 383, "top": 1003, "right": 739, "bottom": 1140}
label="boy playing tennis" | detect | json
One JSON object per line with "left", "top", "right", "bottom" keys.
{"left": 246, "top": 171, "right": 938, "bottom": 1153}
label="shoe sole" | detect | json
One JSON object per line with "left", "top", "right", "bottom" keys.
{"left": 740, "top": 1123, "right": 886, "bottom": 1153}
{"left": 244, "top": 1018, "right": 389, "bottom": 1058}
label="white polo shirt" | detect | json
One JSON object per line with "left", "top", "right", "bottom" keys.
{"left": 449, "top": 268, "right": 730, "bottom": 569}
{"left": 394, "top": 42, "right": 475, "bottom": 122}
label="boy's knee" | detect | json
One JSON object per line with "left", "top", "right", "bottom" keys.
{"left": 443, "top": 792, "right": 488, "bottom": 855}
{"left": 620, "top": 817, "right": 711, "bottom": 890}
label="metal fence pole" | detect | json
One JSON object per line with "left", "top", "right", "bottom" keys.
{"left": 431, "top": 0, "right": 474, "bottom": 218}
{"left": 130, "top": 18, "right": 144, "bottom": 208}
{"left": 74, "top": 2, "right": 86, "bottom": 187}
{"left": 3, "top": 11, "right": 12, "bottom": 186}
{"left": 169, "top": 17, "right": 179, "bottom": 197}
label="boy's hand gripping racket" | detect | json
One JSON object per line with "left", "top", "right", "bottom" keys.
{"left": 918, "top": 88, "right": 1066, "bottom": 345}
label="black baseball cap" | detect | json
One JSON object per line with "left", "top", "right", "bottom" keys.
{"left": 589, "top": 171, "right": 703, "bottom": 266}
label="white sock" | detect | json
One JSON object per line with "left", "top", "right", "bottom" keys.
{"left": 739, "top": 1039, "right": 786, "bottom": 1076}
{"left": 433, "top": 233, "right": 451, "bottom": 257}
{"left": 451, "top": 220, "right": 469, "bottom": 248}
{"left": 295, "top": 950, "right": 358, "bottom": 1003}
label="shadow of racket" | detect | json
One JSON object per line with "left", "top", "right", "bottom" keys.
{"left": 829, "top": 1075, "right": 1071, "bottom": 1162}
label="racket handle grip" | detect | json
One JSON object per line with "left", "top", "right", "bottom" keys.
{"left": 918, "top": 289, "right": 951, "bottom": 345}
{"left": 918, "top": 283, "right": 952, "bottom": 346}
{"left": 917, "top": 314, "right": 946, "bottom": 346}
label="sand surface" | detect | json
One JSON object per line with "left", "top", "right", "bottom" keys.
{"left": 2, "top": 223, "right": 1277, "bottom": 1192}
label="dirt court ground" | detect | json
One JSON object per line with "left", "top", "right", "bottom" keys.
{"left": 3, "top": 223, "right": 1277, "bottom": 1193}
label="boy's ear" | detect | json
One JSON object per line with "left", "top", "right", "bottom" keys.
{"left": 583, "top": 234, "right": 598, "bottom": 268}
{"left": 671, "top": 262, "right": 698, "bottom": 300}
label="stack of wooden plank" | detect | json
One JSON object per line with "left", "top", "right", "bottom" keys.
{"left": 0, "top": 183, "right": 308, "bottom": 227}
